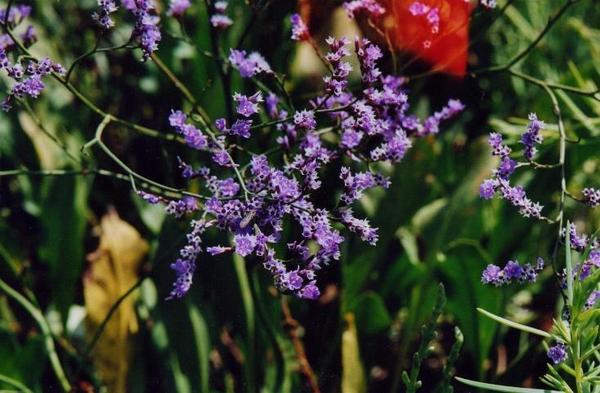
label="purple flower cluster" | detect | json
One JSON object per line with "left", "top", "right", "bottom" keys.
{"left": 93, "top": 0, "right": 118, "bottom": 29}
{"left": 409, "top": 2, "right": 440, "bottom": 34}
{"left": 228, "top": 49, "right": 272, "bottom": 78}
{"left": 479, "top": 127, "right": 544, "bottom": 218}
{"left": 169, "top": 110, "right": 209, "bottom": 149}
{"left": 146, "top": 36, "right": 463, "bottom": 300}
{"left": 168, "top": 0, "right": 191, "bottom": 17}
{"left": 520, "top": 113, "right": 544, "bottom": 160}
{"left": 290, "top": 13, "right": 309, "bottom": 41}
{"left": 547, "top": 343, "right": 567, "bottom": 364}
{"left": 0, "top": 4, "right": 36, "bottom": 51}
{"left": 210, "top": 1, "right": 232, "bottom": 30}
{"left": 129, "top": 0, "right": 161, "bottom": 60}
{"left": 481, "top": 258, "right": 544, "bottom": 286}
{"left": 560, "top": 223, "right": 597, "bottom": 253}
{"left": 343, "top": 0, "right": 386, "bottom": 19}
{"left": 323, "top": 37, "right": 352, "bottom": 96}
{"left": 582, "top": 187, "right": 600, "bottom": 208}
{"left": 0, "top": 53, "right": 65, "bottom": 111}
{"left": 167, "top": 220, "right": 210, "bottom": 299}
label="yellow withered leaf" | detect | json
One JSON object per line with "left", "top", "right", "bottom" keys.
{"left": 342, "top": 313, "right": 367, "bottom": 393}
{"left": 84, "top": 208, "right": 148, "bottom": 393}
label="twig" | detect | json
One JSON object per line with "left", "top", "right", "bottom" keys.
{"left": 0, "top": 278, "right": 72, "bottom": 393}
{"left": 83, "top": 276, "right": 147, "bottom": 357}
{"left": 281, "top": 296, "right": 321, "bottom": 393}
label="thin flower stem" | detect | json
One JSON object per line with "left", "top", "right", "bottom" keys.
{"left": 509, "top": 70, "right": 600, "bottom": 102}
{"left": 0, "top": 278, "right": 72, "bottom": 393}
{"left": 281, "top": 296, "right": 321, "bottom": 393}
{"left": 66, "top": 37, "right": 134, "bottom": 83}
{"left": 84, "top": 115, "right": 211, "bottom": 200}
{"left": 84, "top": 276, "right": 147, "bottom": 357}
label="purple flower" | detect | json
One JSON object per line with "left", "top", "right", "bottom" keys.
{"left": 298, "top": 282, "right": 320, "bottom": 299}
{"left": 127, "top": 0, "right": 161, "bottom": 60}
{"left": 234, "top": 92, "right": 263, "bottom": 117}
{"left": 582, "top": 187, "right": 600, "bottom": 208}
{"left": 234, "top": 233, "right": 257, "bottom": 257}
{"left": 210, "top": 14, "right": 233, "bottom": 29}
{"left": 93, "top": 0, "right": 118, "bottom": 29}
{"left": 229, "top": 119, "right": 252, "bottom": 139}
{"left": 480, "top": 179, "right": 497, "bottom": 199}
{"left": 169, "top": 110, "right": 209, "bottom": 149}
{"left": 521, "top": 113, "right": 544, "bottom": 160}
{"left": 482, "top": 258, "right": 543, "bottom": 286}
{"left": 214, "top": 1, "right": 228, "bottom": 13}
{"left": 323, "top": 36, "right": 351, "bottom": 96}
{"left": 168, "top": 0, "right": 191, "bottom": 17}
{"left": 547, "top": 343, "right": 567, "bottom": 364}
{"left": 20, "top": 25, "right": 36, "bottom": 47}
{"left": 561, "top": 223, "right": 590, "bottom": 252}
{"left": 207, "top": 245, "right": 231, "bottom": 255}
{"left": 355, "top": 38, "right": 382, "bottom": 84}
{"left": 503, "top": 260, "right": 523, "bottom": 280}
{"left": 167, "top": 220, "right": 209, "bottom": 299}
{"left": 481, "top": 264, "right": 502, "bottom": 286}
{"left": 343, "top": 0, "right": 386, "bottom": 19}
{"left": 586, "top": 290, "right": 600, "bottom": 309}
{"left": 488, "top": 132, "right": 511, "bottom": 157}
{"left": 290, "top": 13, "right": 309, "bottom": 41}
{"left": 229, "top": 49, "right": 271, "bottom": 78}
{"left": 137, "top": 190, "right": 162, "bottom": 204}
{"left": 293, "top": 110, "right": 316, "bottom": 130}
{"left": 166, "top": 197, "right": 199, "bottom": 218}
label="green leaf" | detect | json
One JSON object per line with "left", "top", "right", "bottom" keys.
{"left": 353, "top": 292, "right": 392, "bottom": 335}
{"left": 187, "top": 303, "right": 211, "bottom": 393}
{"left": 38, "top": 176, "right": 89, "bottom": 320}
{"left": 477, "top": 308, "right": 552, "bottom": 338}
{"left": 342, "top": 314, "right": 366, "bottom": 393}
{"left": 455, "top": 377, "right": 561, "bottom": 393}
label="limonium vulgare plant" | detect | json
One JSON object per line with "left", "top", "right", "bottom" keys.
{"left": 0, "top": 0, "right": 462, "bottom": 301}
{"left": 1, "top": 0, "right": 598, "bottom": 392}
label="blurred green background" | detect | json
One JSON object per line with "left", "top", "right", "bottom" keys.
{"left": 0, "top": 0, "right": 599, "bottom": 392}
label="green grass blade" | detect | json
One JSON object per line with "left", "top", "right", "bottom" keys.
{"left": 477, "top": 308, "right": 551, "bottom": 338}
{"left": 455, "top": 377, "right": 561, "bottom": 393}
{"left": 565, "top": 222, "right": 574, "bottom": 308}
{"left": 187, "top": 303, "right": 211, "bottom": 393}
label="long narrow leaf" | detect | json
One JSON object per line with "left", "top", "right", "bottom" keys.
{"left": 477, "top": 308, "right": 551, "bottom": 338}
{"left": 455, "top": 377, "right": 561, "bottom": 393}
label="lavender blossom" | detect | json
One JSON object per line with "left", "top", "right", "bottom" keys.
{"left": 521, "top": 113, "right": 544, "bottom": 160}
{"left": 167, "top": 0, "right": 191, "bottom": 17}
{"left": 290, "top": 13, "right": 309, "bottom": 41}
{"left": 482, "top": 258, "right": 544, "bottom": 286}
{"left": 547, "top": 343, "right": 568, "bottom": 364}
{"left": 234, "top": 92, "right": 263, "bottom": 118}
{"left": 582, "top": 187, "right": 600, "bottom": 208}
{"left": 343, "top": 0, "right": 386, "bottom": 19}
{"left": 229, "top": 49, "right": 271, "bottom": 78}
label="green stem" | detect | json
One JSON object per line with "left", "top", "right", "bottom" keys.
{"left": 0, "top": 278, "right": 72, "bottom": 392}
